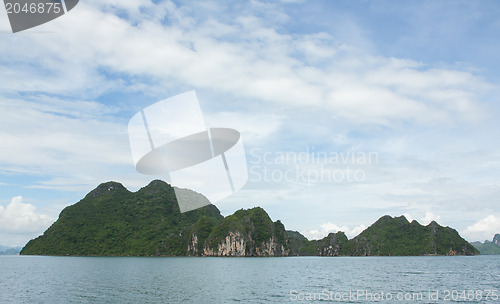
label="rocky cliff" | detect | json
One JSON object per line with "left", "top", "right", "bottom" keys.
{"left": 316, "top": 232, "right": 349, "bottom": 256}
{"left": 189, "top": 207, "right": 288, "bottom": 257}
{"left": 493, "top": 234, "right": 500, "bottom": 245}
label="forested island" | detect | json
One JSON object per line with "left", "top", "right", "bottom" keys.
{"left": 21, "top": 180, "right": 479, "bottom": 257}
{"left": 471, "top": 234, "right": 500, "bottom": 254}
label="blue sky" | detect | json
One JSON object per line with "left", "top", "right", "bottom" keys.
{"left": 1, "top": 0, "right": 500, "bottom": 246}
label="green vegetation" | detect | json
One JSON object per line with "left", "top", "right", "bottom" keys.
{"left": 20, "top": 182, "right": 287, "bottom": 257}
{"left": 472, "top": 234, "right": 500, "bottom": 254}
{"left": 287, "top": 231, "right": 349, "bottom": 256}
{"left": 348, "top": 216, "right": 478, "bottom": 256}
{"left": 288, "top": 216, "right": 478, "bottom": 256}
{"left": 316, "top": 232, "right": 349, "bottom": 256}
{"left": 188, "top": 216, "right": 218, "bottom": 254}
{"left": 21, "top": 180, "right": 222, "bottom": 256}
{"left": 20, "top": 180, "right": 479, "bottom": 257}
{"left": 287, "top": 230, "right": 316, "bottom": 255}
{"left": 205, "top": 207, "right": 287, "bottom": 255}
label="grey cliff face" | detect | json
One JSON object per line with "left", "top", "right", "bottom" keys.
{"left": 493, "top": 234, "right": 500, "bottom": 245}
{"left": 188, "top": 231, "right": 288, "bottom": 257}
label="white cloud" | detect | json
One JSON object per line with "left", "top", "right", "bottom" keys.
{"left": 0, "top": 1, "right": 490, "bottom": 125}
{"left": 404, "top": 211, "right": 442, "bottom": 225}
{"left": 0, "top": 196, "right": 54, "bottom": 246}
{"left": 420, "top": 211, "right": 441, "bottom": 225}
{"left": 204, "top": 111, "right": 284, "bottom": 145}
{"left": 303, "top": 222, "right": 366, "bottom": 240}
{"left": 0, "top": 0, "right": 498, "bottom": 239}
{"left": 462, "top": 215, "right": 500, "bottom": 242}
{"left": 403, "top": 213, "right": 414, "bottom": 223}
{"left": 0, "top": 196, "right": 53, "bottom": 232}
{"left": 0, "top": 96, "right": 134, "bottom": 188}
{"left": 0, "top": 1, "right": 492, "bottom": 191}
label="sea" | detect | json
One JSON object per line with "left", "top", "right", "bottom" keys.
{"left": 0, "top": 255, "right": 498, "bottom": 303}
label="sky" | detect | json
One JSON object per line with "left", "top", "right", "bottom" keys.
{"left": 1, "top": 0, "right": 500, "bottom": 247}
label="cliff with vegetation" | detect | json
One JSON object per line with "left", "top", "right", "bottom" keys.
{"left": 189, "top": 207, "right": 288, "bottom": 256}
{"left": 346, "top": 215, "right": 478, "bottom": 256}
{"left": 21, "top": 181, "right": 223, "bottom": 256}
{"left": 471, "top": 234, "right": 500, "bottom": 255}
{"left": 287, "top": 215, "right": 478, "bottom": 256}
{"left": 21, "top": 181, "right": 287, "bottom": 256}
{"left": 21, "top": 180, "right": 478, "bottom": 257}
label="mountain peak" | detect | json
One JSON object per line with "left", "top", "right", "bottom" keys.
{"left": 427, "top": 220, "right": 440, "bottom": 227}
{"left": 138, "top": 179, "right": 172, "bottom": 195}
{"left": 395, "top": 215, "right": 410, "bottom": 224}
{"left": 493, "top": 234, "right": 500, "bottom": 245}
{"left": 375, "top": 215, "right": 394, "bottom": 223}
{"left": 146, "top": 179, "right": 170, "bottom": 188}
{"left": 85, "top": 181, "right": 128, "bottom": 199}
{"left": 373, "top": 215, "right": 410, "bottom": 226}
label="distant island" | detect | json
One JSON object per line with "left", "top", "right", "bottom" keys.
{"left": 0, "top": 246, "right": 21, "bottom": 255}
{"left": 471, "top": 234, "right": 500, "bottom": 255}
{"left": 21, "top": 180, "right": 479, "bottom": 257}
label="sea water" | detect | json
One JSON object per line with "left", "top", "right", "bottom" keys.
{"left": 0, "top": 255, "right": 499, "bottom": 303}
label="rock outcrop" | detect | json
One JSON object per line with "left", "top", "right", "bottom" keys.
{"left": 316, "top": 232, "right": 349, "bottom": 256}
{"left": 191, "top": 207, "right": 289, "bottom": 257}
{"left": 203, "top": 231, "right": 247, "bottom": 256}
{"left": 493, "top": 234, "right": 500, "bottom": 245}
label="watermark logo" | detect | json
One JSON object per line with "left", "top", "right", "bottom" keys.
{"left": 128, "top": 91, "right": 248, "bottom": 213}
{"left": 3, "top": 0, "right": 79, "bottom": 33}
{"left": 249, "top": 147, "right": 378, "bottom": 185}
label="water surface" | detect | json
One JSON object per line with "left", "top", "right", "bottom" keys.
{"left": 1, "top": 255, "right": 498, "bottom": 303}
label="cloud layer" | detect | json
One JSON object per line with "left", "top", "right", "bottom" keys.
{"left": 0, "top": 0, "right": 499, "bottom": 244}
{"left": 0, "top": 196, "right": 54, "bottom": 246}
{"left": 463, "top": 215, "right": 500, "bottom": 242}
{"left": 304, "top": 222, "right": 366, "bottom": 240}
